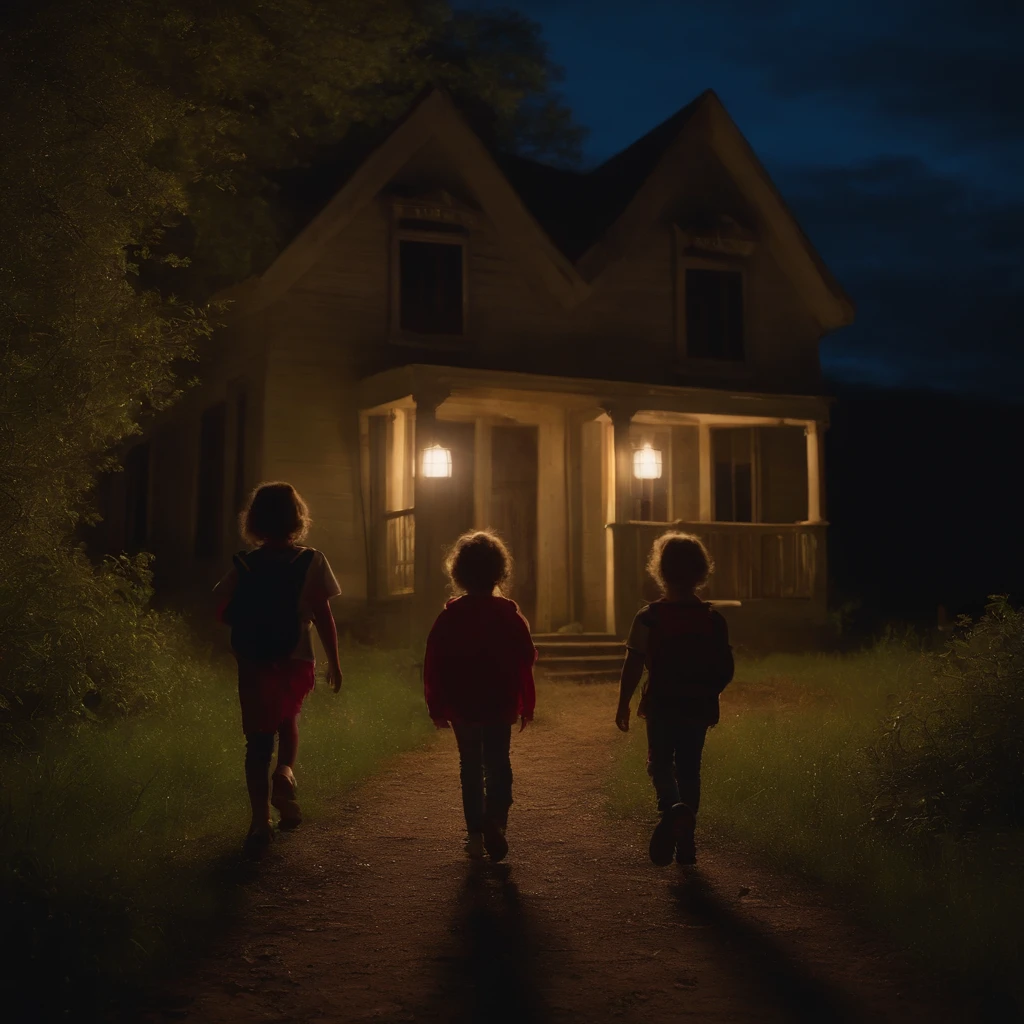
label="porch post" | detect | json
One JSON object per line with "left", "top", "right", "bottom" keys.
{"left": 805, "top": 421, "right": 824, "bottom": 524}
{"left": 602, "top": 403, "right": 639, "bottom": 637}
{"left": 698, "top": 424, "right": 713, "bottom": 521}
{"left": 413, "top": 388, "right": 450, "bottom": 636}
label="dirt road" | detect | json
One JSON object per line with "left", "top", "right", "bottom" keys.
{"left": 161, "top": 682, "right": 976, "bottom": 1024}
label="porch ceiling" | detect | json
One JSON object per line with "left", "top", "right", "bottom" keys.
{"left": 357, "top": 363, "right": 831, "bottom": 425}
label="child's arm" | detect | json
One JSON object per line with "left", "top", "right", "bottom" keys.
{"left": 615, "top": 649, "right": 645, "bottom": 732}
{"left": 423, "top": 613, "right": 451, "bottom": 727}
{"left": 311, "top": 599, "right": 343, "bottom": 693}
{"left": 710, "top": 611, "right": 735, "bottom": 692}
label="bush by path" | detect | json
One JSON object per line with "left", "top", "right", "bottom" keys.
{"left": 1, "top": 642, "right": 432, "bottom": 1017}
{"left": 606, "top": 605, "right": 1024, "bottom": 1006}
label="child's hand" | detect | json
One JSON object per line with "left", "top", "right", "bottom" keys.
{"left": 326, "top": 664, "right": 343, "bottom": 694}
{"left": 519, "top": 714, "right": 531, "bottom": 733}
{"left": 432, "top": 718, "right": 451, "bottom": 730}
{"left": 615, "top": 706, "right": 630, "bottom": 732}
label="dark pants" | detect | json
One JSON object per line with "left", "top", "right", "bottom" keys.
{"left": 645, "top": 715, "right": 708, "bottom": 815}
{"left": 452, "top": 723, "right": 513, "bottom": 834}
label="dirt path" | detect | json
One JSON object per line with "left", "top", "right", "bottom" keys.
{"left": 154, "top": 683, "right": 978, "bottom": 1024}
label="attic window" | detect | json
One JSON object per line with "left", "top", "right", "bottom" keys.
{"left": 398, "top": 238, "right": 464, "bottom": 336}
{"left": 685, "top": 268, "right": 744, "bottom": 361}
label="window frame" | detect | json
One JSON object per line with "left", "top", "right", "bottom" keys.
{"left": 673, "top": 226, "right": 752, "bottom": 373}
{"left": 389, "top": 224, "right": 470, "bottom": 349}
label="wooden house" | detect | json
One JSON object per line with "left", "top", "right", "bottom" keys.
{"left": 101, "top": 88, "right": 854, "bottom": 650}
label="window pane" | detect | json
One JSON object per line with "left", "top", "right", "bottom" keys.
{"left": 400, "top": 240, "right": 464, "bottom": 335}
{"left": 685, "top": 268, "right": 744, "bottom": 360}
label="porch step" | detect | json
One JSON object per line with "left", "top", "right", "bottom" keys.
{"left": 533, "top": 633, "right": 624, "bottom": 683}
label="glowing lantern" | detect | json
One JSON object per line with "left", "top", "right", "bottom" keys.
{"left": 421, "top": 444, "right": 453, "bottom": 479}
{"left": 632, "top": 444, "right": 662, "bottom": 480}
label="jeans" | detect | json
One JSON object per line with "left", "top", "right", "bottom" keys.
{"left": 645, "top": 714, "right": 708, "bottom": 815}
{"left": 452, "top": 723, "right": 513, "bottom": 834}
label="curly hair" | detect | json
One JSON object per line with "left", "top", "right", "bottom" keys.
{"left": 445, "top": 530, "right": 512, "bottom": 595}
{"left": 240, "top": 482, "right": 311, "bottom": 546}
{"left": 646, "top": 531, "right": 714, "bottom": 594}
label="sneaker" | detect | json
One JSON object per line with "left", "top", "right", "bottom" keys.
{"left": 271, "top": 767, "right": 302, "bottom": 830}
{"left": 465, "top": 833, "right": 485, "bottom": 859}
{"left": 243, "top": 821, "right": 273, "bottom": 860}
{"left": 482, "top": 820, "right": 509, "bottom": 862}
{"left": 650, "top": 803, "right": 694, "bottom": 866}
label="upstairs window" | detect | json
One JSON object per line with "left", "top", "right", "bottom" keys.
{"left": 685, "top": 268, "right": 744, "bottom": 361}
{"left": 398, "top": 238, "right": 464, "bottom": 336}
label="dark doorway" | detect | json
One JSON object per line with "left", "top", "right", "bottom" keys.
{"left": 435, "top": 419, "right": 476, "bottom": 564}
{"left": 491, "top": 425, "right": 538, "bottom": 625}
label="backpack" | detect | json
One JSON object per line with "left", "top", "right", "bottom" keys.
{"left": 639, "top": 601, "right": 733, "bottom": 717}
{"left": 224, "top": 547, "right": 315, "bottom": 662}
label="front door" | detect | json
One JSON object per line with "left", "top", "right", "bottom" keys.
{"left": 490, "top": 425, "right": 538, "bottom": 625}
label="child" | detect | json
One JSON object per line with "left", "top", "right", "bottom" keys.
{"left": 614, "top": 532, "right": 733, "bottom": 866}
{"left": 214, "top": 482, "right": 344, "bottom": 857}
{"left": 424, "top": 531, "right": 537, "bottom": 862}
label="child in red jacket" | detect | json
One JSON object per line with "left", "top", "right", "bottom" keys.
{"left": 424, "top": 530, "right": 537, "bottom": 862}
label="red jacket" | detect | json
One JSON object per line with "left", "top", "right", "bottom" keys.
{"left": 423, "top": 595, "right": 537, "bottom": 725}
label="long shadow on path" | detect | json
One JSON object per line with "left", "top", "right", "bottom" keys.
{"left": 672, "top": 870, "right": 864, "bottom": 1023}
{"left": 429, "top": 862, "right": 550, "bottom": 1023}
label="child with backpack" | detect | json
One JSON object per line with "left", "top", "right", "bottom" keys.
{"left": 424, "top": 531, "right": 537, "bottom": 862}
{"left": 214, "top": 482, "right": 343, "bottom": 857}
{"left": 614, "top": 532, "right": 734, "bottom": 866}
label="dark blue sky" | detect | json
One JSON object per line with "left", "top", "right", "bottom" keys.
{"left": 462, "top": 0, "right": 1023, "bottom": 399}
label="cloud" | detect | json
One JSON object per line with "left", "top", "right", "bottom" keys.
{"left": 781, "top": 157, "right": 1024, "bottom": 396}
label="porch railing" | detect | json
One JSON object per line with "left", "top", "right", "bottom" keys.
{"left": 609, "top": 520, "right": 826, "bottom": 634}
{"left": 384, "top": 509, "right": 415, "bottom": 596}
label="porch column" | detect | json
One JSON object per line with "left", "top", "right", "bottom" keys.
{"left": 473, "top": 418, "right": 491, "bottom": 530}
{"left": 601, "top": 402, "right": 639, "bottom": 637}
{"left": 698, "top": 424, "right": 713, "bottom": 521}
{"left": 413, "top": 388, "right": 450, "bottom": 635}
{"left": 602, "top": 403, "right": 637, "bottom": 523}
{"left": 805, "top": 421, "right": 824, "bottom": 523}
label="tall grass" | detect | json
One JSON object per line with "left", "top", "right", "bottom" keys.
{"left": 606, "top": 633, "right": 1024, "bottom": 1003}
{"left": 1, "top": 644, "right": 432, "bottom": 1016}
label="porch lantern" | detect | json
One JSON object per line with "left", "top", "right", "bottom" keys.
{"left": 421, "top": 443, "right": 453, "bottom": 479}
{"left": 632, "top": 443, "right": 663, "bottom": 480}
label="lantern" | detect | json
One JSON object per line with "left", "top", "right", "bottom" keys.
{"left": 421, "top": 444, "right": 453, "bottom": 479}
{"left": 632, "top": 443, "right": 663, "bottom": 480}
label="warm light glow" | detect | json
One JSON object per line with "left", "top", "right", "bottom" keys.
{"left": 421, "top": 444, "right": 452, "bottom": 478}
{"left": 633, "top": 444, "right": 662, "bottom": 480}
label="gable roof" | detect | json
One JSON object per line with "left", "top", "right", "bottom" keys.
{"left": 243, "top": 88, "right": 853, "bottom": 330}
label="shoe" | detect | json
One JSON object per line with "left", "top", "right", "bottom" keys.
{"left": 674, "top": 804, "right": 697, "bottom": 865}
{"left": 271, "top": 767, "right": 302, "bottom": 830}
{"left": 650, "top": 803, "right": 693, "bottom": 866}
{"left": 482, "top": 820, "right": 509, "bottom": 862}
{"left": 243, "top": 821, "right": 273, "bottom": 860}
{"left": 465, "top": 833, "right": 485, "bottom": 859}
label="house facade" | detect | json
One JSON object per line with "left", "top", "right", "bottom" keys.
{"left": 101, "top": 89, "right": 853, "bottom": 647}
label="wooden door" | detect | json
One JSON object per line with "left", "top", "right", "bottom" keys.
{"left": 491, "top": 425, "right": 538, "bottom": 624}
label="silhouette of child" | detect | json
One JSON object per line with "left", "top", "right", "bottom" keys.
{"left": 214, "top": 482, "right": 343, "bottom": 857}
{"left": 615, "top": 532, "right": 734, "bottom": 866}
{"left": 424, "top": 531, "right": 537, "bottom": 862}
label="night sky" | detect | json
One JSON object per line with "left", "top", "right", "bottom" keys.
{"left": 462, "top": 0, "right": 1023, "bottom": 400}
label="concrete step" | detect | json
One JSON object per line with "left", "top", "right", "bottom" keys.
{"left": 536, "top": 643, "right": 624, "bottom": 660}
{"left": 541, "top": 666, "right": 621, "bottom": 683}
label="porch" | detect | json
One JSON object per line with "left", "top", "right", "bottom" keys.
{"left": 357, "top": 364, "right": 828, "bottom": 642}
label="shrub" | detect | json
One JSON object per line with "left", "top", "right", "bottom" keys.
{"left": 870, "top": 597, "right": 1024, "bottom": 836}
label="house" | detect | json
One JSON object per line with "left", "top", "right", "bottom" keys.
{"left": 101, "top": 88, "right": 853, "bottom": 649}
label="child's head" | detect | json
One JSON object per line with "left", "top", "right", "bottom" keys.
{"left": 647, "top": 531, "right": 713, "bottom": 596}
{"left": 445, "top": 530, "right": 512, "bottom": 596}
{"left": 240, "top": 482, "right": 311, "bottom": 546}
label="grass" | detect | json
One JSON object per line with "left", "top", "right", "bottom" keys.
{"left": 606, "top": 646, "right": 1024, "bottom": 1004}
{"left": 0, "top": 643, "right": 434, "bottom": 1016}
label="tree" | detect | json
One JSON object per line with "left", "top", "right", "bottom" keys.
{"left": 0, "top": 0, "right": 583, "bottom": 732}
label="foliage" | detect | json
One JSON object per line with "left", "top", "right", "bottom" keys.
{"left": 606, "top": 624, "right": 1024, "bottom": 1000}
{"left": 0, "top": 0, "right": 582, "bottom": 737}
{"left": 871, "top": 598, "right": 1024, "bottom": 835}
{"left": 0, "top": 644, "right": 432, "bottom": 1018}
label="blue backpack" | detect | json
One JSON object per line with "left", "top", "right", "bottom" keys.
{"left": 224, "top": 547, "right": 315, "bottom": 662}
